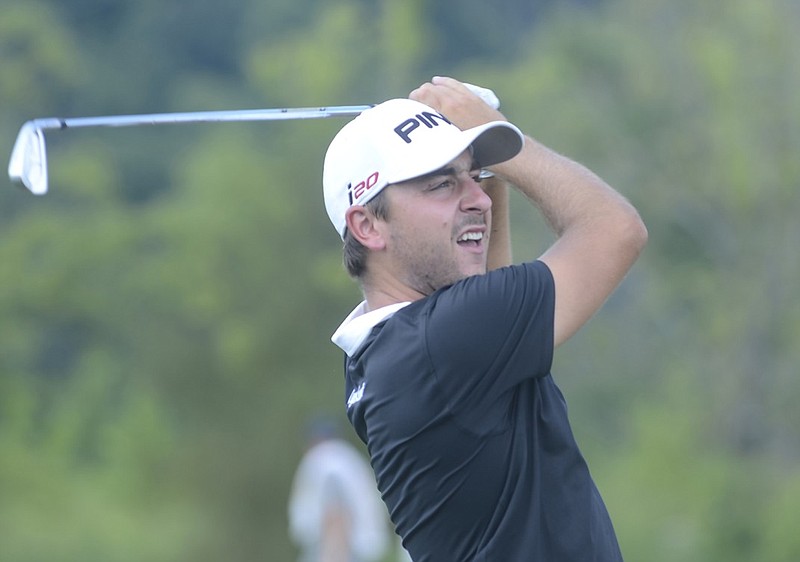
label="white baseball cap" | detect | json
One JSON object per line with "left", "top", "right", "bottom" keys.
{"left": 322, "top": 98, "right": 524, "bottom": 238}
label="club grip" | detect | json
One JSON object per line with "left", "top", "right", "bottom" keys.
{"left": 463, "top": 83, "right": 501, "bottom": 109}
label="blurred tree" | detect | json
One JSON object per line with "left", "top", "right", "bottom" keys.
{"left": 0, "top": 2, "right": 87, "bottom": 114}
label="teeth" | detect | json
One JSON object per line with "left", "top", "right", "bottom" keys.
{"left": 459, "top": 232, "right": 483, "bottom": 242}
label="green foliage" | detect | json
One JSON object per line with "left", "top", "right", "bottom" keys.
{"left": 246, "top": 3, "right": 371, "bottom": 106}
{"left": 1, "top": 0, "right": 799, "bottom": 560}
{"left": 0, "top": 2, "right": 86, "bottom": 113}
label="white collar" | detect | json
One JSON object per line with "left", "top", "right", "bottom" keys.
{"left": 331, "top": 300, "right": 411, "bottom": 357}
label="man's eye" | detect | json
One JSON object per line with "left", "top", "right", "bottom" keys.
{"left": 429, "top": 180, "right": 453, "bottom": 191}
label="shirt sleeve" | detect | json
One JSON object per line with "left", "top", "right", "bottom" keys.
{"left": 422, "top": 260, "right": 555, "bottom": 422}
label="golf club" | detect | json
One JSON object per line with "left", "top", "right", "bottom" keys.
{"left": 7, "top": 84, "right": 500, "bottom": 196}
{"left": 7, "top": 106, "right": 372, "bottom": 196}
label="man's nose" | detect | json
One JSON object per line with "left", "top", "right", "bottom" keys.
{"left": 460, "top": 175, "right": 492, "bottom": 213}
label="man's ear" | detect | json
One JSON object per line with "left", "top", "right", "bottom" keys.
{"left": 345, "top": 206, "right": 386, "bottom": 250}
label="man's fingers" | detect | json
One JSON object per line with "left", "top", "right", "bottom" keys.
{"left": 428, "top": 77, "right": 499, "bottom": 108}
{"left": 411, "top": 76, "right": 472, "bottom": 106}
{"left": 409, "top": 77, "right": 506, "bottom": 130}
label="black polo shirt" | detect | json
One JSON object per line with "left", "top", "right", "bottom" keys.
{"left": 332, "top": 260, "right": 623, "bottom": 561}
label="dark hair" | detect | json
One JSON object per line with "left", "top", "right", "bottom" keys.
{"left": 343, "top": 190, "right": 390, "bottom": 279}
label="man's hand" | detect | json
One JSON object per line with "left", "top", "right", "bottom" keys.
{"left": 409, "top": 76, "right": 507, "bottom": 130}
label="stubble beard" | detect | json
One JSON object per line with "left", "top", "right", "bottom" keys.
{"left": 391, "top": 221, "right": 486, "bottom": 296}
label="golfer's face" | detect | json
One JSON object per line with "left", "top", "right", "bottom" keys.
{"left": 384, "top": 150, "right": 492, "bottom": 295}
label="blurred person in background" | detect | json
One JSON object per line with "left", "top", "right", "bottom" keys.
{"left": 288, "top": 416, "right": 391, "bottom": 562}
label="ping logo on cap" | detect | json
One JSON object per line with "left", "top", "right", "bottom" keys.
{"left": 394, "top": 111, "right": 453, "bottom": 144}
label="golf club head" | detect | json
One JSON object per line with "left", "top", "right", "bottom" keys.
{"left": 8, "top": 121, "right": 48, "bottom": 195}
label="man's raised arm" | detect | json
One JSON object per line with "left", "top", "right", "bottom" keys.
{"left": 412, "top": 76, "right": 648, "bottom": 347}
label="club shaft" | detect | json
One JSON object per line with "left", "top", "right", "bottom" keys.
{"left": 29, "top": 105, "right": 372, "bottom": 131}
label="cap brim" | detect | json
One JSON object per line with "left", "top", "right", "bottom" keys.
{"left": 467, "top": 121, "right": 524, "bottom": 169}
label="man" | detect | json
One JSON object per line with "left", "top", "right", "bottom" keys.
{"left": 288, "top": 416, "right": 391, "bottom": 562}
{"left": 322, "top": 76, "right": 648, "bottom": 561}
